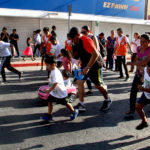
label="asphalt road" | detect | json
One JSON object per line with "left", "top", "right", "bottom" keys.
{"left": 0, "top": 66, "right": 150, "bottom": 150}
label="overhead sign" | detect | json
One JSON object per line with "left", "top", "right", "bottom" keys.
{"left": 0, "top": 0, "right": 145, "bottom": 19}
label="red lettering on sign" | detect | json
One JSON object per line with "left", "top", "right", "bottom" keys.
{"left": 130, "top": 6, "right": 139, "bottom": 11}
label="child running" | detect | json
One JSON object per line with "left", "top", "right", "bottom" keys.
{"left": 23, "top": 37, "right": 35, "bottom": 61}
{"left": 61, "top": 49, "right": 72, "bottom": 73}
{"left": 41, "top": 56, "right": 78, "bottom": 121}
{"left": 136, "top": 61, "right": 150, "bottom": 130}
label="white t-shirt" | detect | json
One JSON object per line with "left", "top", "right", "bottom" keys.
{"left": 35, "top": 34, "right": 41, "bottom": 45}
{"left": 64, "top": 78, "right": 71, "bottom": 87}
{"left": 49, "top": 68, "right": 68, "bottom": 98}
{"left": 143, "top": 67, "right": 150, "bottom": 99}
{"left": 52, "top": 43, "right": 62, "bottom": 62}
{"left": 42, "top": 34, "right": 49, "bottom": 43}
{"left": 117, "top": 35, "right": 129, "bottom": 47}
{"left": 131, "top": 39, "right": 140, "bottom": 53}
{"left": 0, "top": 41, "right": 11, "bottom": 57}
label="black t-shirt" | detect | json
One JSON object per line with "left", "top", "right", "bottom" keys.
{"left": 10, "top": 33, "right": 19, "bottom": 45}
{"left": 1, "top": 33, "right": 9, "bottom": 42}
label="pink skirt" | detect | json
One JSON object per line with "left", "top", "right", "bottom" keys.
{"left": 23, "top": 46, "right": 33, "bottom": 56}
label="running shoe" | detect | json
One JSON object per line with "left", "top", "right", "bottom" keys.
{"left": 100, "top": 98, "right": 112, "bottom": 111}
{"left": 70, "top": 109, "right": 79, "bottom": 120}
{"left": 75, "top": 103, "right": 86, "bottom": 112}
{"left": 41, "top": 114, "right": 53, "bottom": 122}
{"left": 136, "top": 121, "right": 148, "bottom": 130}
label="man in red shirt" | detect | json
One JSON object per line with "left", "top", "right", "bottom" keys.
{"left": 69, "top": 27, "right": 112, "bottom": 111}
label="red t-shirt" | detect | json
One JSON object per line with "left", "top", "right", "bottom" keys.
{"left": 80, "top": 36, "right": 95, "bottom": 53}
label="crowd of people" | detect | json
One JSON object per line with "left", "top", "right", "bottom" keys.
{"left": 0, "top": 24, "right": 150, "bottom": 130}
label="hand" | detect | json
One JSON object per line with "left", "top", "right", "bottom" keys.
{"left": 82, "top": 67, "right": 90, "bottom": 75}
{"left": 44, "top": 89, "right": 50, "bottom": 93}
{"left": 138, "top": 85, "right": 144, "bottom": 91}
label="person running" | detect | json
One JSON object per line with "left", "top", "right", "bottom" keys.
{"left": 33, "top": 29, "right": 41, "bottom": 58}
{"left": 23, "top": 37, "right": 35, "bottom": 61}
{"left": 0, "top": 40, "right": 22, "bottom": 83}
{"left": 81, "top": 25, "right": 100, "bottom": 96}
{"left": 126, "top": 34, "right": 150, "bottom": 116}
{"left": 69, "top": 27, "right": 112, "bottom": 111}
{"left": 135, "top": 61, "right": 150, "bottom": 130}
{"left": 113, "top": 28, "right": 132, "bottom": 81}
{"left": 129, "top": 33, "right": 141, "bottom": 72}
{"left": 41, "top": 27, "right": 52, "bottom": 70}
{"left": 106, "top": 30, "right": 116, "bottom": 71}
{"left": 41, "top": 56, "right": 78, "bottom": 121}
{"left": 1, "top": 27, "right": 9, "bottom": 42}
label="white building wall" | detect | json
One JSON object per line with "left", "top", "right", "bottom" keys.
{"left": 0, "top": 16, "right": 149, "bottom": 56}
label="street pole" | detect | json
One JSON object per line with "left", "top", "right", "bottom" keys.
{"left": 68, "top": 4, "right": 72, "bottom": 32}
{"left": 144, "top": 0, "right": 148, "bottom": 20}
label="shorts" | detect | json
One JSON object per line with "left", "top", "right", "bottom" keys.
{"left": 137, "top": 93, "right": 150, "bottom": 106}
{"left": 47, "top": 95, "right": 68, "bottom": 106}
{"left": 83, "top": 67, "right": 104, "bottom": 86}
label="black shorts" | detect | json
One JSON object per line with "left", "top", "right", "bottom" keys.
{"left": 47, "top": 95, "right": 68, "bottom": 106}
{"left": 137, "top": 93, "right": 150, "bottom": 106}
{"left": 83, "top": 67, "right": 104, "bottom": 86}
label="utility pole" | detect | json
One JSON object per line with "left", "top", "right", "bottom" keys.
{"left": 144, "top": 0, "right": 148, "bottom": 20}
{"left": 68, "top": 4, "right": 72, "bottom": 32}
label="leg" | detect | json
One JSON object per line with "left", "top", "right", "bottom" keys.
{"left": 117, "top": 56, "right": 123, "bottom": 77}
{"left": 122, "top": 56, "right": 129, "bottom": 78}
{"left": 33, "top": 45, "right": 37, "bottom": 57}
{"left": 77, "top": 80, "right": 85, "bottom": 103}
{"left": 15, "top": 44, "right": 20, "bottom": 57}
{"left": 6, "top": 56, "right": 21, "bottom": 75}
{"left": 0, "top": 57, "right": 7, "bottom": 82}
{"left": 67, "top": 103, "right": 74, "bottom": 112}
{"left": 41, "top": 55, "right": 44, "bottom": 70}
{"left": 136, "top": 103, "right": 147, "bottom": 122}
{"left": 86, "top": 78, "right": 93, "bottom": 94}
{"left": 48, "top": 102, "right": 53, "bottom": 115}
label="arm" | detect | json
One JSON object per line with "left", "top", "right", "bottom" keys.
{"left": 82, "top": 49, "right": 99, "bottom": 75}
{"left": 45, "top": 83, "right": 58, "bottom": 93}
{"left": 10, "top": 44, "right": 16, "bottom": 56}
{"left": 138, "top": 85, "right": 150, "bottom": 93}
{"left": 127, "top": 43, "right": 132, "bottom": 53}
{"left": 93, "top": 36, "right": 98, "bottom": 50}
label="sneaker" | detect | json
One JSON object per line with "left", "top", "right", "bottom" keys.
{"left": 70, "top": 109, "right": 79, "bottom": 120}
{"left": 125, "top": 77, "right": 130, "bottom": 81}
{"left": 41, "top": 114, "right": 53, "bottom": 122}
{"left": 75, "top": 103, "right": 86, "bottom": 112}
{"left": 100, "top": 98, "right": 112, "bottom": 111}
{"left": 136, "top": 121, "right": 148, "bottom": 130}
{"left": 85, "top": 91, "right": 94, "bottom": 96}
{"left": 116, "top": 76, "right": 124, "bottom": 79}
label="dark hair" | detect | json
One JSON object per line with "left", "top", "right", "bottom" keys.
{"left": 50, "top": 36, "right": 56, "bottom": 41}
{"left": 126, "top": 34, "right": 129, "bottom": 37}
{"left": 67, "top": 33, "right": 70, "bottom": 38}
{"left": 27, "top": 37, "right": 31, "bottom": 42}
{"left": 99, "top": 32, "right": 104, "bottom": 36}
{"left": 43, "top": 27, "right": 49, "bottom": 32}
{"left": 13, "top": 29, "right": 16, "bottom": 32}
{"left": 52, "top": 26, "right": 56, "bottom": 30}
{"left": 2, "top": 27, "right": 7, "bottom": 31}
{"left": 45, "top": 55, "right": 57, "bottom": 65}
{"left": 141, "top": 34, "right": 150, "bottom": 41}
{"left": 69, "top": 27, "right": 79, "bottom": 39}
{"left": 36, "top": 29, "right": 41, "bottom": 34}
{"left": 61, "top": 49, "right": 72, "bottom": 61}
{"left": 82, "top": 25, "right": 90, "bottom": 32}
{"left": 117, "top": 28, "right": 123, "bottom": 33}
{"left": 62, "top": 70, "right": 71, "bottom": 78}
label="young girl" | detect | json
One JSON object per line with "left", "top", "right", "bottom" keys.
{"left": 23, "top": 37, "right": 35, "bottom": 61}
{"left": 61, "top": 49, "right": 72, "bottom": 73}
{"left": 62, "top": 70, "right": 71, "bottom": 87}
